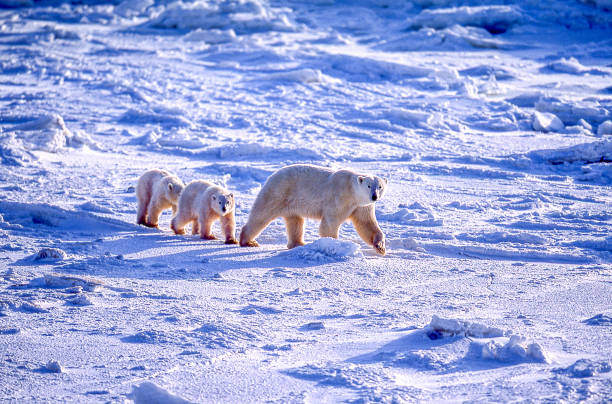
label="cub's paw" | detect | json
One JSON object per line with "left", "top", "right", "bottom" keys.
{"left": 201, "top": 234, "right": 217, "bottom": 240}
{"left": 225, "top": 238, "right": 239, "bottom": 245}
{"left": 240, "top": 240, "right": 259, "bottom": 247}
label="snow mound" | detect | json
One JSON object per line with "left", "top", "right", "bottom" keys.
{"left": 527, "top": 139, "right": 612, "bottom": 165}
{"left": 409, "top": 6, "right": 522, "bottom": 34}
{"left": 66, "top": 294, "right": 93, "bottom": 306}
{"left": 192, "top": 322, "right": 259, "bottom": 349}
{"left": 183, "top": 28, "right": 236, "bottom": 43}
{"left": 425, "top": 315, "right": 505, "bottom": 339}
{"left": 598, "top": 120, "right": 612, "bottom": 136}
{"left": 10, "top": 114, "right": 98, "bottom": 153}
{"left": 43, "top": 274, "right": 102, "bottom": 292}
{"left": 544, "top": 57, "right": 608, "bottom": 76}
{"left": 583, "top": 313, "right": 612, "bottom": 326}
{"left": 556, "top": 359, "right": 612, "bottom": 378}
{"left": 535, "top": 96, "right": 611, "bottom": 127}
{"left": 32, "top": 248, "right": 67, "bottom": 261}
{"left": 532, "top": 111, "right": 564, "bottom": 133}
{"left": 475, "top": 335, "right": 548, "bottom": 363}
{"left": 0, "top": 133, "right": 35, "bottom": 166}
{"left": 147, "top": 0, "right": 293, "bottom": 34}
{"left": 279, "top": 238, "right": 363, "bottom": 263}
{"left": 129, "top": 381, "right": 194, "bottom": 404}
{"left": 44, "top": 360, "right": 63, "bottom": 373}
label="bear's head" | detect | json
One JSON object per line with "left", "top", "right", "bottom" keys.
{"left": 211, "top": 191, "right": 235, "bottom": 216}
{"left": 165, "top": 176, "right": 184, "bottom": 204}
{"left": 355, "top": 174, "right": 387, "bottom": 206}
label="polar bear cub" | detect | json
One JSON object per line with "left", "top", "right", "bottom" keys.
{"left": 136, "top": 169, "right": 184, "bottom": 228}
{"left": 171, "top": 180, "right": 238, "bottom": 244}
{"left": 239, "top": 164, "right": 388, "bottom": 255}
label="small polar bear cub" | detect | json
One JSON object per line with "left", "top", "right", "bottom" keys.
{"left": 171, "top": 180, "right": 238, "bottom": 244}
{"left": 239, "top": 164, "right": 388, "bottom": 255}
{"left": 136, "top": 169, "right": 184, "bottom": 228}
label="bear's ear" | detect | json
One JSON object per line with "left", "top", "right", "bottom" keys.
{"left": 358, "top": 176, "right": 364, "bottom": 184}
{"left": 229, "top": 193, "right": 233, "bottom": 198}
{"left": 168, "top": 183, "right": 173, "bottom": 191}
{"left": 212, "top": 195, "right": 216, "bottom": 201}
{"left": 383, "top": 177, "right": 388, "bottom": 184}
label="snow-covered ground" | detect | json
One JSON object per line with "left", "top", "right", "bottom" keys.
{"left": 1, "top": 0, "right": 611, "bottom": 402}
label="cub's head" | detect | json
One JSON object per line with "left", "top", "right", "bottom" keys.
{"left": 165, "top": 177, "right": 184, "bottom": 203}
{"left": 211, "top": 191, "right": 235, "bottom": 216}
{"left": 355, "top": 174, "right": 387, "bottom": 206}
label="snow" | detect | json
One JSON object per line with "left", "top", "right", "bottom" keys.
{"left": 1, "top": 0, "right": 612, "bottom": 402}
{"left": 129, "top": 382, "right": 193, "bottom": 404}
{"left": 532, "top": 111, "right": 564, "bottom": 133}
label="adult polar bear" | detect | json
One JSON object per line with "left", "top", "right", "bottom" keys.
{"left": 239, "top": 164, "right": 387, "bottom": 255}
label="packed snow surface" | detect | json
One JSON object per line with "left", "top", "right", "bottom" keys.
{"left": 1, "top": 0, "right": 612, "bottom": 402}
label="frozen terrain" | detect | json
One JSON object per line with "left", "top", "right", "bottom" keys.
{"left": 1, "top": 0, "right": 611, "bottom": 402}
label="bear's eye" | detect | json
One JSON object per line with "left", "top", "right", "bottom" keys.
{"left": 367, "top": 185, "right": 371, "bottom": 189}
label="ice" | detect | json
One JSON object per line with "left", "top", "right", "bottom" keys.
{"left": 597, "top": 120, "right": 612, "bottom": 136}
{"left": 44, "top": 360, "right": 63, "bottom": 373}
{"left": 409, "top": 6, "right": 522, "bottom": 34}
{"left": 425, "top": 315, "right": 504, "bottom": 339}
{"left": 129, "top": 382, "right": 194, "bottom": 404}
{"left": 146, "top": 0, "right": 293, "bottom": 34}
{"left": 2, "top": 0, "right": 612, "bottom": 401}
{"left": 532, "top": 111, "right": 564, "bottom": 133}
{"left": 33, "top": 248, "right": 67, "bottom": 261}
{"left": 476, "top": 335, "right": 548, "bottom": 364}
{"left": 556, "top": 359, "right": 612, "bottom": 378}
{"left": 9, "top": 114, "right": 98, "bottom": 153}
{"left": 543, "top": 57, "right": 608, "bottom": 76}
{"left": 279, "top": 238, "right": 363, "bottom": 263}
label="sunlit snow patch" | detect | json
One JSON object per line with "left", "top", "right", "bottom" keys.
{"left": 409, "top": 5, "right": 522, "bottom": 34}
{"left": 129, "top": 381, "right": 194, "bottom": 404}
{"left": 279, "top": 238, "right": 363, "bottom": 263}
{"left": 9, "top": 114, "right": 98, "bottom": 153}
{"left": 555, "top": 359, "right": 612, "bottom": 378}
{"left": 146, "top": 0, "right": 294, "bottom": 34}
{"left": 474, "top": 335, "right": 548, "bottom": 363}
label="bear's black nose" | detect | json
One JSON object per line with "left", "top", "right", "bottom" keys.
{"left": 372, "top": 194, "right": 377, "bottom": 201}
{"left": 222, "top": 207, "right": 227, "bottom": 213}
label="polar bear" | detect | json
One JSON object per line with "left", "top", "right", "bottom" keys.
{"left": 239, "top": 164, "right": 387, "bottom": 255}
{"left": 170, "top": 180, "right": 238, "bottom": 244}
{"left": 136, "top": 169, "right": 184, "bottom": 228}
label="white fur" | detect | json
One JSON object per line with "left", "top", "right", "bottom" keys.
{"left": 171, "top": 180, "right": 237, "bottom": 244}
{"left": 136, "top": 169, "right": 184, "bottom": 228}
{"left": 239, "top": 164, "right": 388, "bottom": 254}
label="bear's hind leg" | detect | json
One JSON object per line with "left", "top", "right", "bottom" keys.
{"left": 191, "top": 220, "right": 199, "bottom": 235}
{"left": 284, "top": 216, "right": 305, "bottom": 249}
{"left": 146, "top": 200, "right": 164, "bottom": 228}
{"left": 319, "top": 216, "right": 341, "bottom": 239}
{"left": 171, "top": 212, "right": 189, "bottom": 235}
{"left": 137, "top": 198, "right": 148, "bottom": 226}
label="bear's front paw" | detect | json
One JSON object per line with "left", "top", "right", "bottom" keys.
{"left": 373, "top": 233, "right": 386, "bottom": 255}
{"left": 225, "top": 238, "right": 239, "bottom": 245}
{"left": 240, "top": 240, "right": 259, "bottom": 247}
{"left": 201, "top": 234, "right": 217, "bottom": 240}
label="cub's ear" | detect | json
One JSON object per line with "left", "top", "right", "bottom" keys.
{"left": 229, "top": 193, "right": 233, "bottom": 198}
{"left": 168, "top": 183, "right": 173, "bottom": 191}
{"left": 383, "top": 177, "right": 388, "bottom": 184}
{"left": 358, "top": 176, "right": 364, "bottom": 184}
{"left": 212, "top": 195, "right": 217, "bottom": 201}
